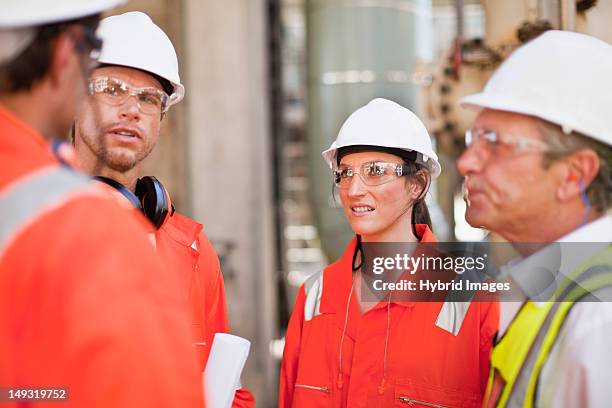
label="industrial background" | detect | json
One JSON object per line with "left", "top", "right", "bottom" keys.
{"left": 105, "top": 0, "right": 611, "bottom": 406}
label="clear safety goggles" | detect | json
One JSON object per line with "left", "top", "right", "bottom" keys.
{"left": 88, "top": 76, "right": 170, "bottom": 115}
{"left": 334, "top": 161, "right": 411, "bottom": 189}
{"left": 465, "top": 127, "right": 556, "bottom": 155}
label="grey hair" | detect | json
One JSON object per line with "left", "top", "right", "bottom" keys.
{"left": 536, "top": 119, "right": 612, "bottom": 211}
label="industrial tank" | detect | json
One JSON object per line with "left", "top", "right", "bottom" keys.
{"left": 307, "top": 0, "right": 433, "bottom": 260}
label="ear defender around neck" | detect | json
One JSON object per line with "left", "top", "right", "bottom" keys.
{"left": 93, "top": 175, "right": 174, "bottom": 229}
{"left": 135, "top": 176, "right": 173, "bottom": 229}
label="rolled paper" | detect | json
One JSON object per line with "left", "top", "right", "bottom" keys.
{"left": 203, "top": 333, "right": 251, "bottom": 408}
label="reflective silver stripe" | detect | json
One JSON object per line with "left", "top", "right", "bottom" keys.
{"left": 435, "top": 301, "right": 472, "bottom": 336}
{"left": 303, "top": 269, "right": 473, "bottom": 331}
{"left": 435, "top": 269, "right": 479, "bottom": 336}
{"left": 0, "top": 166, "right": 92, "bottom": 255}
{"left": 304, "top": 270, "right": 324, "bottom": 321}
{"left": 506, "top": 264, "right": 612, "bottom": 407}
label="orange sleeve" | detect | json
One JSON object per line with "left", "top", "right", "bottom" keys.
{"left": 232, "top": 388, "right": 256, "bottom": 408}
{"left": 197, "top": 232, "right": 255, "bottom": 408}
{"left": 0, "top": 196, "right": 203, "bottom": 408}
{"left": 279, "top": 286, "right": 307, "bottom": 408}
{"left": 479, "top": 300, "right": 500, "bottom": 396}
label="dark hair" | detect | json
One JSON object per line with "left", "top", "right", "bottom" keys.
{"left": 335, "top": 145, "right": 433, "bottom": 238}
{"left": 0, "top": 14, "right": 100, "bottom": 93}
{"left": 401, "top": 159, "right": 433, "bottom": 236}
{"left": 150, "top": 72, "right": 174, "bottom": 97}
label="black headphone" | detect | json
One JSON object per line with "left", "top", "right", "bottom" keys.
{"left": 94, "top": 176, "right": 174, "bottom": 229}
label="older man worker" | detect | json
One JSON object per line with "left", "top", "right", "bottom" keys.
{"left": 457, "top": 30, "right": 612, "bottom": 407}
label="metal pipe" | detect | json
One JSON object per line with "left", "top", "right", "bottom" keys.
{"left": 560, "top": 0, "right": 576, "bottom": 30}
{"left": 455, "top": 0, "right": 464, "bottom": 42}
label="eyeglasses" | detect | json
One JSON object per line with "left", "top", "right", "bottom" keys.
{"left": 465, "top": 127, "right": 555, "bottom": 155}
{"left": 88, "top": 76, "right": 170, "bottom": 115}
{"left": 334, "top": 161, "right": 411, "bottom": 189}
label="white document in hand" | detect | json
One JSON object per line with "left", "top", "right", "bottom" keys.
{"left": 203, "top": 333, "right": 251, "bottom": 408}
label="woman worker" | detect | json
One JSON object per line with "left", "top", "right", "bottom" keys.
{"left": 279, "top": 98, "right": 498, "bottom": 407}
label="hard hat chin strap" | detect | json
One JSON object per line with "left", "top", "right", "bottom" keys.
{"left": 352, "top": 234, "right": 363, "bottom": 272}
{"left": 351, "top": 195, "right": 424, "bottom": 274}
{"left": 350, "top": 170, "right": 431, "bottom": 272}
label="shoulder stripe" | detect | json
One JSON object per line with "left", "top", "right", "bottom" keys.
{"left": 0, "top": 166, "right": 95, "bottom": 256}
{"left": 303, "top": 270, "right": 324, "bottom": 321}
{"left": 435, "top": 301, "right": 472, "bottom": 336}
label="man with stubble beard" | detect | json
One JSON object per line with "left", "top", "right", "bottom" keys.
{"left": 73, "top": 11, "right": 254, "bottom": 407}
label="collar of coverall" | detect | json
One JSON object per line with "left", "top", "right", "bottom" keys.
{"left": 502, "top": 214, "right": 612, "bottom": 307}
{"left": 319, "top": 224, "right": 438, "bottom": 318}
{"left": 158, "top": 211, "right": 203, "bottom": 249}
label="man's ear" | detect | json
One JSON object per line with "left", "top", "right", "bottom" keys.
{"left": 556, "top": 149, "right": 600, "bottom": 202}
{"left": 70, "top": 122, "right": 76, "bottom": 145}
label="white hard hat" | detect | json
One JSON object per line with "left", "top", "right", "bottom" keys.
{"left": 96, "top": 12, "right": 185, "bottom": 106}
{"left": 0, "top": 0, "right": 125, "bottom": 64}
{"left": 322, "top": 98, "right": 441, "bottom": 178}
{"left": 460, "top": 30, "right": 612, "bottom": 147}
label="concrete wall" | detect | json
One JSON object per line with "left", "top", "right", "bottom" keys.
{"left": 182, "top": 0, "right": 277, "bottom": 405}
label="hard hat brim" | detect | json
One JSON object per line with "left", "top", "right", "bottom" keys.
{"left": 459, "top": 92, "right": 521, "bottom": 113}
{"left": 460, "top": 92, "right": 612, "bottom": 147}
{"left": 1, "top": 0, "right": 126, "bottom": 28}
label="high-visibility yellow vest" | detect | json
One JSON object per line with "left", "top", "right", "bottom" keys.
{"left": 484, "top": 245, "right": 612, "bottom": 408}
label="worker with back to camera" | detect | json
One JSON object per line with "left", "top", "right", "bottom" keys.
{"left": 0, "top": 1, "right": 204, "bottom": 407}
{"left": 457, "top": 30, "right": 612, "bottom": 408}
{"left": 72, "top": 11, "right": 254, "bottom": 407}
{"left": 279, "top": 98, "right": 499, "bottom": 407}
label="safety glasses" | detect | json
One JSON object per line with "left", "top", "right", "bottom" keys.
{"left": 465, "top": 127, "right": 556, "bottom": 155}
{"left": 334, "top": 161, "right": 411, "bottom": 189}
{"left": 88, "top": 76, "right": 170, "bottom": 115}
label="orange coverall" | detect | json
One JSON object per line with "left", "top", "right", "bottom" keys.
{"left": 155, "top": 212, "right": 255, "bottom": 407}
{"left": 280, "top": 225, "right": 499, "bottom": 407}
{"left": 0, "top": 104, "right": 203, "bottom": 407}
